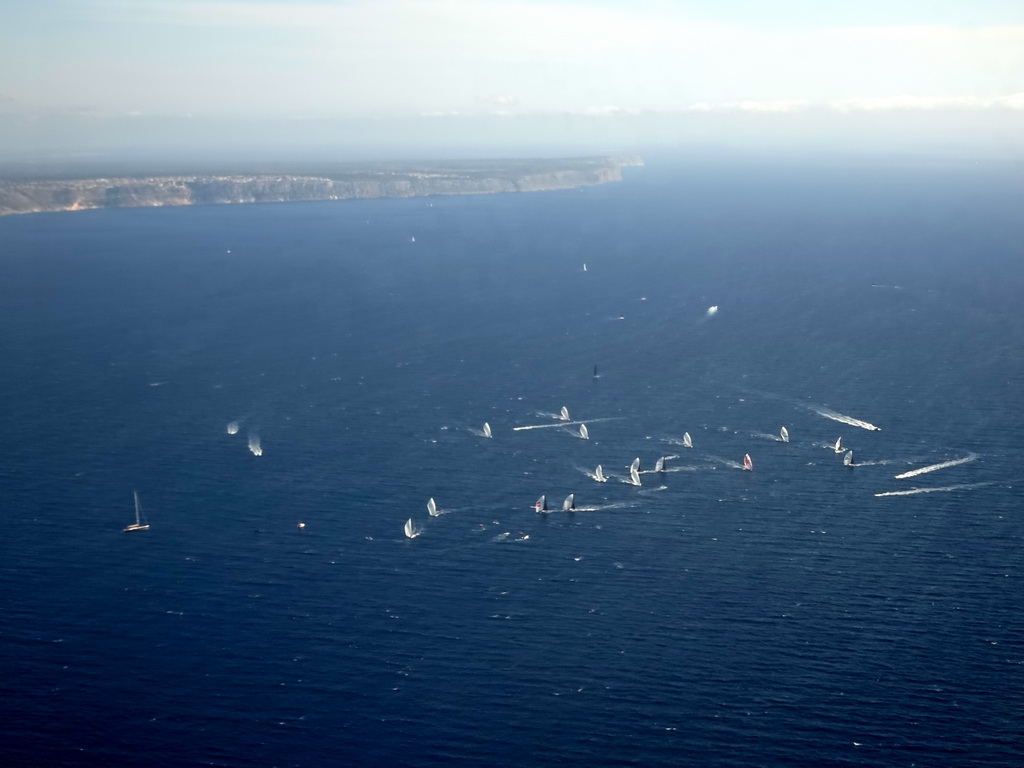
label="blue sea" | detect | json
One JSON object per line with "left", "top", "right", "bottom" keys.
{"left": 1, "top": 156, "right": 1022, "bottom": 767}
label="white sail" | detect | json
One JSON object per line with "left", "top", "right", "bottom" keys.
{"left": 563, "top": 494, "right": 575, "bottom": 511}
{"left": 427, "top": 498, "right": 439, "bottom": 517}
{"left": 654, "top": 456, "right": 666, "bottom": 472}
{"left": 594, "top": 465, "right": 607, "bottom": 482}
{"left": 535, "top": 495, "right": 549, "bottom": 513}
{"left": 630, "top": 457, "right": 640, "bottom": 473}
{"left": 833, "top": 437, "right": 843, "bottom": 453}
{"left": 559, "top": 406, "right": 570, "bottom": 421}
{"left": 843, "top": 450, "right": 854, "bottom": 467}
{"left": 482, "top": 422, "right": 492, "bottom": 438}
{"left": 743, "top": 453, "right": 752, "bottom": 471}
{"left": 780, "top": 426, "right": 789, "bottom": 443}
{"left": 579, "top": 423, "right": 589, "bottom": 440}
{"left": 630, "top": 467, "right": 641, "bottom": 486}
{"left": 683, "top": 432, "right": 693, "bottom": 449}
{"left": 124, "top": 491, "right": 150, "bottom": 532}
{"left": 404, "top": 518, "right": 417, "bottom": 538}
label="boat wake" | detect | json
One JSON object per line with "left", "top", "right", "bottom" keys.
{"left": 638, "top": 485, "right": 668, "bottom": 495}
{"left": 226, "top": 420, "right": 240, "bottom": 435}
{"left": 893, "top": 453, "right": 978, "bottom": 480}
{"left": 248, "top": 433, "right": 263, "bottom": 456}
{"left": 513, "top": 416, "right": 624, "bottom": 432}
{"left": 874, "top": 482, "right": 991, "bottom": 498}
{"left": 806, "top": 404, "right": 881, "bottom": 431}
{"left": 706, "top": 454, "right": 744, "bottom": 470}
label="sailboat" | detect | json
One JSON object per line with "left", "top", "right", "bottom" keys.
{"left": 403, "top": 518, "right": 419, "bottom": 539}
{"left": 427, "top": 498, "right": 440, "bottom": 517}
{"left": 654, "top": 456, "right": 666, "bottom": 472}
{"left": 579, "top": 423, "right": 589, "bottom": 440}
{"left": 843, "top": 450, "right": 854, "bottom": 467}
{"left": 683, "top": 432, "right": 693, "bottom": 449}
{"left": 780, "top": 426, "right": 789, "bottom": 443}
{"left": 629, "top": 467, "right": 641, "bottom": 486}
{"left": 563, "top": 494, "right": 576, "bottom": 511}
{"left": 630, "top": 457, "right": 640, "bottom": 473}
{"left": 535, "top": 495, "right": 549, "bottom": 514}
{"left": 559, "top": 406, "right": 570, "bottom": 422}
{"left": 594, "top": 465, "right": 607, "bottom": 482}
{"left": 124, "top": 491, "right": 150, "bottom": 532}
{"left": 592, "top": 365, "right": 599, "bottom": 379}
{"left": 743, "top": 453, "right": 753, "bottom": 471}
{"left": 833, "top": 437, "right": 844, "bottom": 454}
{"left": 482, "top": 422, "right": 492, "bottom": 438}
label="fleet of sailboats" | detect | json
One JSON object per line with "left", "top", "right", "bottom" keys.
{"left": 124, "top": 491, "right": 150, "bottom": 532}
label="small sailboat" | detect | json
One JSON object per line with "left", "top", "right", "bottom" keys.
{"left": 535, "top": 495, "right": 549, "bottom": 514}
{"left": 843, "top": 450, "right": 854, "bottom": 467}
{"left": 427, "top": 498, "right": 440, "bottom": 517}
{"left": 482, "top": 422, "right": 492, "bottom": 438}
{"left": 124, "top": 491, "right": 150, "bottom": 532}
{"left": 833, "top": 437, "right": 844, "bottom": 454}
{"left": 559, "top": 406, "right": 570, "bottom": 422}
{"left": 630, "top": 457, "right": 640, "bottom": 473}
{"left": 743, "top": 453, "right": 753, "bottom": 471}
{"left": 583, "top": 263, "right": 588, "bottom": 272}
{"left": 630, "top": 467, "right": 641, "bottom": 486}
{"left": 654, "top": 456, "right": 666, "bottom": 472}
{"left": 682, "top": 432, "right": 693, "bottom": 449}
{"left": 780, "top": 426, "right": 789, "bottom": 443}
{"left": 594, "top": 464, "right": 607, "bottom": 482}
{"left": 592, "top": 365, "right": 598, "bottom": 379}
{"left": 579, "top": 423, "right": 589, "bottom": 440}
{"left": 563, "top": 494, "right": 576, "bottom": 511}
{"left": 404, "top": 518, "right": 419, "bottom": 539}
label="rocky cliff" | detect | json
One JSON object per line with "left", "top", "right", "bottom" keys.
{"left": 0, "top": 157, "right": 642, "bottom": 216}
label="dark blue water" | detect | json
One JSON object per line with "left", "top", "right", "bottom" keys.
{"left": 2, "top": 158, "right": 1022, "bottom": 767}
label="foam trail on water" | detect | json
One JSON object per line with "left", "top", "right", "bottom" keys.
{"left": 226, "top": 421, "right": 240, "bottom": 435}
{"left": 248, "top": 433, "right": 263, "bottom": 456}
{"left": 513, "top": 417, "right": 624, "bottom": 432}
{"left": 874, "top": 482, "right": 990, "bottom": 498}
{"left": 893, "top": 453, "right": 978, "bottom": 480}
{"left": 807, "top": 404, "right": 881, "bottom": 431}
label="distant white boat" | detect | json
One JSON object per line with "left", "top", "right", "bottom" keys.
{"left": 583, "top": 263, "right": 588, "bottom": 272}
{"left": 535, "top": 495, "right": 549, "bottom": 514}
{"left": 559, "top": 406, "right": 570, "bottom": 422}
{"left": 833, "top": 437, "right": 844, "bottom": 454}
{"left": 427, "top": 498, "right": 440, "bottom": 517}
{"left": 780, "top": 426, "right": 789, "bottom": 443}
{"left": 629, "top": 467, "right": 641, "bottom": 486}
{"left": 226, "top": 421, "right": 239, "bottom": 435}
{"left": 843, "top": 450, "right": 854, "bottom": 467}
{"left": 579, "top": 423, "right": 589, "bottom": 440}
{"left": 683, "top": 432, "right": 693, "bottom": 449}
{"left": 654, "top": 456, "right": 666, "bottom": 472}
{"left": 563, "top": 494, "right": 576, "bottom": 511}
{"left": 743, "top": 453, "right": 753, "bottom": 471}
{"left": 593, "top": 365, "right": 599, "bottom": 379}
{"left": 124, "top": 491, "right": 150, "bottom": 532}
{"left": 482, "top": 422, "right": 492, "bottom": 438}
{"left": 630, "top": 457, "right": 640, "bottom": 473}
{"left": 594, "top": 465, "right": 607, "bottom": 483}
{"left": 404, "top": 518, "right": 419, "bottom": 539}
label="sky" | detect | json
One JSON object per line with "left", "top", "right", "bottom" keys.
{"left": 2, "top": 0, "right": 1023, "bottom": 161}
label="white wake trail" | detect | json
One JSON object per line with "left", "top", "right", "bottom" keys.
{"left": 874, "top": 482, "right": 990, "bottom": 498}
{"left": 893, "top": 453, "right": 978, "bottom": 480}
{"left": 513, "top": 417, "right": 624, "bottom": 432}
{"left": 808, "top": 404, "right": 881, "bottom": 432}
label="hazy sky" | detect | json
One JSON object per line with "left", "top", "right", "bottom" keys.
{"left": 2, "top": 0, "right": 1023, "bottom": 159}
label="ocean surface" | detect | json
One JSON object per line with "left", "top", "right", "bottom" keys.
{"left": 1, "top": 156, "right": 1022, "bottom": 767}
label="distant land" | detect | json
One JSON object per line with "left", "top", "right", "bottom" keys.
{"left": 0, "top": 156, "right": 642, "bottom": 216}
